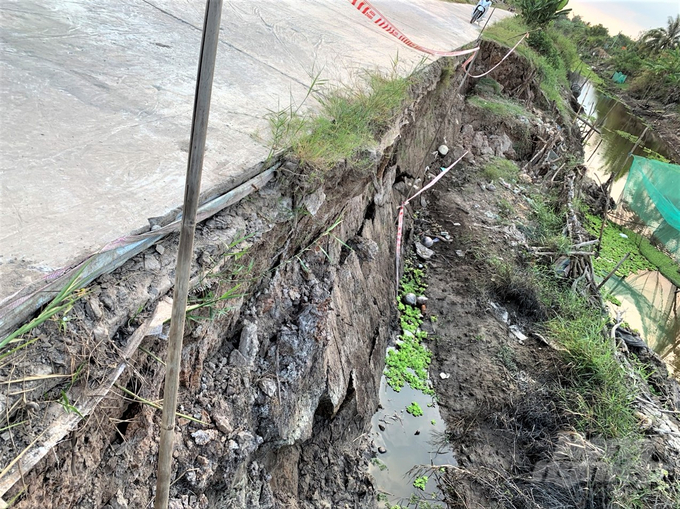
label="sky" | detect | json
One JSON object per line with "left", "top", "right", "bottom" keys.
{"left": 568, "top": 0, "right": 680, "bottom": 38}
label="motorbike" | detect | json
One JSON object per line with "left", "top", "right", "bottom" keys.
{"left": 470, "top": 5, "right": 486, "bottom": 23}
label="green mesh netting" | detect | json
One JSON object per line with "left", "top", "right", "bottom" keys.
{"left": 622, "top": 155, "right": 680, "bottom": 262}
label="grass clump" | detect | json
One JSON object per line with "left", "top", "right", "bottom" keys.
{"left": 490, "top": 254, "right": 639, "bottom": 438}
{"left": 482, "top": 157, "right": 519, "bottom": 182}
{"left": 385, "top": 261, "right": 434, "bottom": 396}
{"left": 525, "top": 193, "right": 569, "bottom": 252}
{"left": 468, "top": 95, "right": 530, "bottom": 119}
{"left": 546, "top": 300, "right": 638, "bottom": 438}
{"left": 269, "top": 69, "right": 411, "bottom": 169}
{"left": 474, "top": 76, "right": 503, "bottom": 95}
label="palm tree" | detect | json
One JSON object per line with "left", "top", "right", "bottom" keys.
{"left": 640, "top": 15, "right": 680, "bottom": 54}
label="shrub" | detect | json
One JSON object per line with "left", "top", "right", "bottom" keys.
{"left": 516, "top": 0, "right": 571, "bottom": 28}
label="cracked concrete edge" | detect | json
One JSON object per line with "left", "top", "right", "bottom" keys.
{"left": 0, "top": 161, "right": 278, "bottom": 340}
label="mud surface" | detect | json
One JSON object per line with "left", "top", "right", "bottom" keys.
{"left": 1, "top": 53, "right": 465, "bottom": 508}
{"left": 411, "top": 126, "right": 680, "bottom": 507}
{"left": 3, "top": 39, "right": 679, "bottom": 509}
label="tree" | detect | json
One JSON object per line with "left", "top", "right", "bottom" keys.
{"left": 644, "top": 48, "right": 680, "bottom": 102}
{"left": 516, "top": 0, "right": 571, "bottom": 28}
{"left": 640, "top": 15, "right": 680, "bottom": 54}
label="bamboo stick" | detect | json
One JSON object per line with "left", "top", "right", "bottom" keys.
{"left": 154, "top": 2, "right": 223, "bottom": 508}
{"left": 596, "top": 253, "right": 631, "bottom": 291}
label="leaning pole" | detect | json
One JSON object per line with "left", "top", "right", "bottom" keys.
{"left": 154, "top": 1, "right": 223, "bottom": 507}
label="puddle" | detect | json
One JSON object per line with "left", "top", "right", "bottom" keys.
{"left": 369, "top": 375, "right": 455, "bottom": 508}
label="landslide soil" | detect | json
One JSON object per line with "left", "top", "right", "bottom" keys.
{"left": 416, "top": 167, "right": 571, "bottom": 507}
{"left": 412, "top": 161, "right": 680, "bottom": 507}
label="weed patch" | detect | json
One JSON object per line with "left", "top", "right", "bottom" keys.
{"left": 547, "top": 310, "right": 637, "bottom": 438}
{"left": 385, "top": 261, "right": 434, "bottom": 396}
{"left": 488, "top": 258, "right": 548, "bottom": 320}
{"left": 269, "top": 67, "right": 411, "bottom": 170}
{"left": 482, "top": 157, "right": 519, "bottom": 182}
{"left": 468, "top": 95, "right": 531, "bottom": 120}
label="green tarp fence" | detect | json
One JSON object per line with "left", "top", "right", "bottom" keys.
{"left": 623, "top": 155, "right": 680, "bottom": 262}
{"left": 612, "top": 71, "right": 627, "bottom": 84}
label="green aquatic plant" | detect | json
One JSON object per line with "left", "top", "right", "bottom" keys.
{"left": 413, "top": 475, "right": 429, "bottom": 490}
{"left": 406, "top": 402, "right": 424, "bottom": 417}
{"left": 585, "top": 215, "right": 680, "bottom": 283}
{"left": 385, "top": 261, "right": 434, "bottom": 395}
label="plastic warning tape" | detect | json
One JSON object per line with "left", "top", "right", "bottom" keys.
{"left": 394, "top": 152, "right": 468, "bottom": 291}
{"left": 347, "top": 0, "right": 479, "bottom": 57}
{"left": 464, "top": 33, "right": 529, "bottom": 78}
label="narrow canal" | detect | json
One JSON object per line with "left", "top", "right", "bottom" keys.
{"left": 578, "top": 83, "right": 680, "bottom": 372}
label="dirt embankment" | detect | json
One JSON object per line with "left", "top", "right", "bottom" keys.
{"left": 410, "top": 53, "right": 680, "bottom": 507}
{"left": 1, "top": 55, "right": 468, "bottom": 508}
{"left": 624, "top": 95, "right": 680, "bottom": 163}
{"left": 3, "top": 40, "right": 679, "bottom": 509}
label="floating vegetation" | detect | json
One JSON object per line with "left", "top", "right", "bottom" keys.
{"left": 385, "top": 260, "right": 434, "bottom": 396}
{"left": 613, "top": 130, "right": 670, "bottom": 163}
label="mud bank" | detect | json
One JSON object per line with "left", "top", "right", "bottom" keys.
{"left": 4, "top": 38, "right": 678, "bottom": 509}
{"left": 1, "top": 47, "right": 474, "bottom": 508}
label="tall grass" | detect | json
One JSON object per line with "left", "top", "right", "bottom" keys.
{"left": 483, "top": 17, "right": 573, "bottom": 118}
{"left": 468, "top": 95, "right": 532, "bottom": 119}
{"left": 1, "top": 264, "right": 88, "bottom": 354}
{"left": 546, "top": 305, "right": 638, "bottom": 438}
{"left": 268, "top": 67, "right": 412, "bottom": 169}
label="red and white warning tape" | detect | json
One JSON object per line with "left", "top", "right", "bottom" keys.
{"left": 347, "top": 0, "right": 479, "bottom": 57}
{"left": 346, "top": 0, "right": 528, "bottom": 81}
{"left": 464, "top": 33, "right": 529, "bottom": 78}
{"left": 395, "top": 152, "right": 468, "bottom": 290}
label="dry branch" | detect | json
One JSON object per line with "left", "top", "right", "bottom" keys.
{"left": 0, "top": 299, "right": 173, "bottom": 498}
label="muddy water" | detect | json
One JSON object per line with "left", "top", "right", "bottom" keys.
{"left": 604, "top": 271, "right": 680, "bottom": 371}
{"left": 369, "top": 375, "right": 454, "bottom": 508}
{"left": 579, "top": 83, "right": 673, "bottom": 200}
{"left": 579, "top": 84, "right": 680, "bottom": 370}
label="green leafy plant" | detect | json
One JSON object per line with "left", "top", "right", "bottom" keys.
{"left": 406, "top": 402, "right": 424, "bottom": 417}
{"left": 386, "top": 261, "right": 434, "bottom": 395}
{"left": 516, "top": 0, "right": 571, "bottom": 28}
{"left": 413, "top": 475, "right": 429, "bottom": 490}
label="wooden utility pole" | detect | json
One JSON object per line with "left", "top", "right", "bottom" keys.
{"left": 154, "top": 1, "right": 223, "bottom": 507}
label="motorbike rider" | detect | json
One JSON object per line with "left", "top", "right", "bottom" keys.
{"left": 473, "top": 0, "right": 492, "bottom": 22}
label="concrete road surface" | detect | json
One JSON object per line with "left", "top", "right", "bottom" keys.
{"left": 0, "top": 0, "right": 509, "bottom": 300}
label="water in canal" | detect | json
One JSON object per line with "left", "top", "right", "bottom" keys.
{"left": 369, "top": 375, "right": 454, "bottom": 508}
{"left": 578, "top": 83, "right": 680, "bottom": 372}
